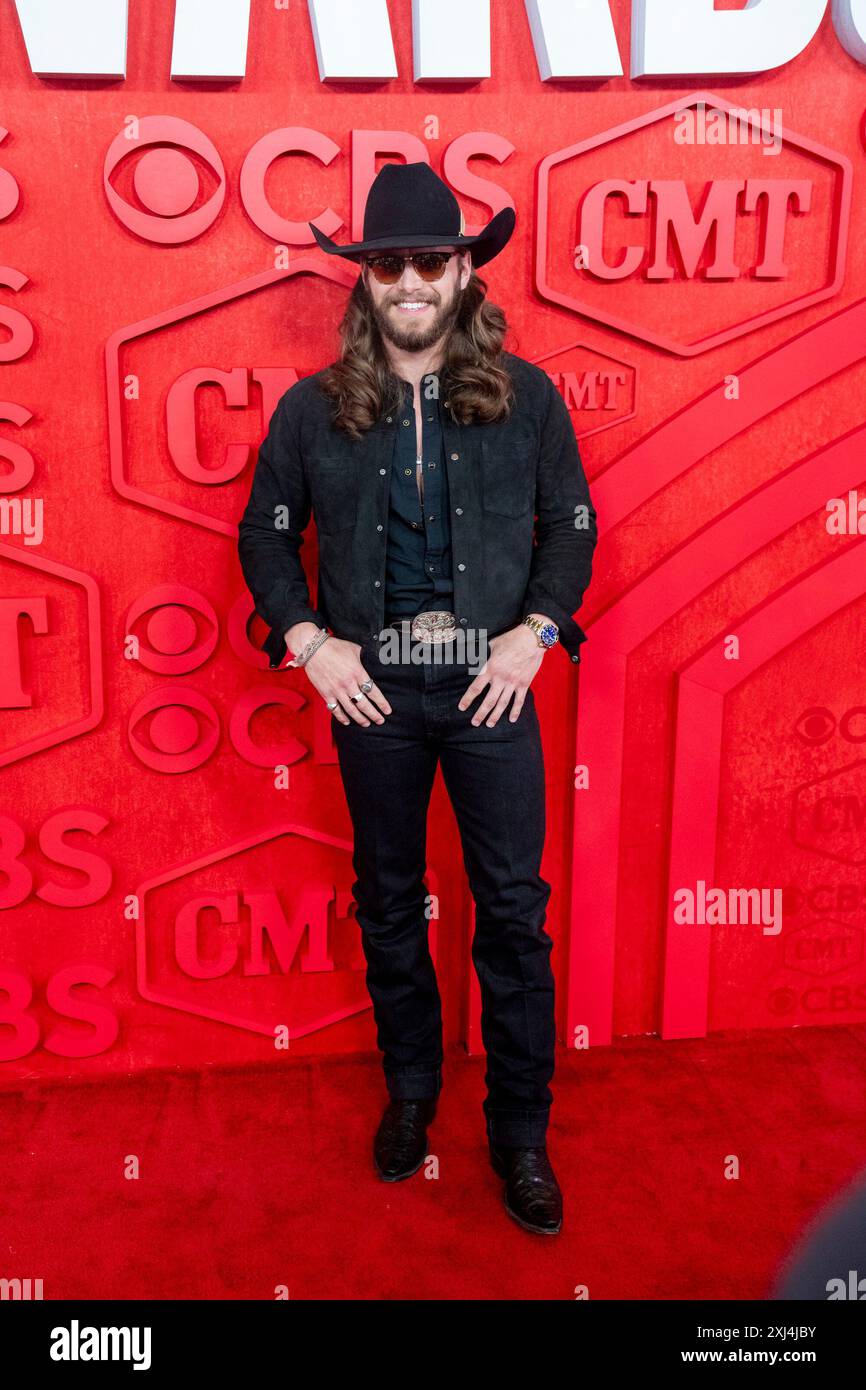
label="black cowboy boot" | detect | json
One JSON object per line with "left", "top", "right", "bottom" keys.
{"left": 373, "top": 1098, "right": 437, "bottom": 1181}
{"left": 488, "top": 1141, "right": 563, "bottom": 1234}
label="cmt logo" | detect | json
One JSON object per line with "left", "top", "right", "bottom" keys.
{"left": 136, "top": 823, "right": 440, "bottom": 1038}
{"left": 532, "top": 340, "right": 637, "bottom": 439}
{"left": 0, "top": 545, "right": 103, "bottom": 768}
{"left": 791, "top": 759, "right": 866, "bottom": 866}
{"left": 783, "top": 920, "right": 863, "bottom": 978}
{"left": 105, "top": 261, "right": 352, "bottom": 534}
{"left": 536, "top": 91, "right": 851, "bottom": 356}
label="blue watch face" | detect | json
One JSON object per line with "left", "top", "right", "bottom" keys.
{"left": 540, "top": 623, "right": 559, "bottom": 647}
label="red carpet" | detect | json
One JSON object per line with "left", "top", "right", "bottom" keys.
{"left": 3, "top": 1025, "right": 866, "bottom": 1300}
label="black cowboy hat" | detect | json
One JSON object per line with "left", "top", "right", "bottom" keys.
{"left": 308, "top": 160, "right": 515, "bottom": 269}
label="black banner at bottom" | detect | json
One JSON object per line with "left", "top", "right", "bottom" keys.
{"left": 0, "top": 1297, "right": 860, "bottom": 1374}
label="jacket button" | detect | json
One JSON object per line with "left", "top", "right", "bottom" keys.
{"left": 459, "top": 617, "right": 467, "bottom": 625}
{"left": 572, "top": 654, "right": 579, "bottom": 662}
{"left": 451, "top": 452, "right": 459, "bottom": 461}
{"left": 376, "top": 524, "right": 383, "bottom": 531}
{"left": 457, "top": 563, "right": 466, "bottom": 571}
{"left": 386, "top": 416, "right": 392, "bottom": 423}
{"left": 402, "top": 419, "right": 410, "bottom": 426}
{"left": 374, "top": 580, "right": 381, "bottom": 588}
{"left": 455, "top": 507, "right": 463, "bottom": 515}
{"left": 379, "top": 468, "right": 386, "bottom": 475}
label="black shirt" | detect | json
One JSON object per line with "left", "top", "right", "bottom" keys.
{"left": 384, "top": 373, "right": 454, "bottom": 620}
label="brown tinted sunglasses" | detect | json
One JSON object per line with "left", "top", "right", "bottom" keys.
{"left": 363, "top": 251, "right": 457, "bottom": 284}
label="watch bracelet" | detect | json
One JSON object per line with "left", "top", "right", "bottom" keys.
{"left": 523, "top": 614, "right": 558, "bottom": 646}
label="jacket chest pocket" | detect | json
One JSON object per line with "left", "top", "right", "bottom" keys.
{"left": 480, "top": 432, "right": 537, "bottom": 518}
{"left": 310, "top": 457, "right": 359, "bottom": 534}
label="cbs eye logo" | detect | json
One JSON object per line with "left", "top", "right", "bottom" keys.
{"left": 794, "top": 706, "right": 866, "bottom": 747}
{"left": 124, "top": 583, "right": 310, "bottom": 773}
{"left": 104, "top": 116, "right": 226, "bottom": 244}
{"left": 103, "top": 114, "right": 338, "bottom": 248}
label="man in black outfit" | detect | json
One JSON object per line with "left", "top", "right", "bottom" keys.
{"left": 237, "top": 162, "right": 597, "bottom": 1235}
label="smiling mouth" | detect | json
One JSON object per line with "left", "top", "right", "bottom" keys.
{"left": 393, "top": 300, "right": 433, "bottom": 313}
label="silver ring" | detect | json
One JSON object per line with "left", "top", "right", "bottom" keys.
{"left": 360, "top": 680, "right": 373, "bottom": 693}
{"left": 349, "top": 690, "right": 365, "bottom": 703}
{"left": 326, "top": 699, "right": 339, "bottom": 711}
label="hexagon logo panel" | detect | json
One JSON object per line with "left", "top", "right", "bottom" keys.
{"left": 0, "top": 543, "right": 103, "bottom": 767}
{"left": 791, "top": 758, "right": 866, "bottom": 867}
{"left": 105, "top": 257, "right": 357, "bottom": 535}
{"left": 531, "top": 339, "right": 637, "bottom": 438}
{"left": 136, "top": 821, "right": 440, "bottom": 1040}
{"left": 783, "top": 920, "right": 863, "bottom": 978}
{"left": 536, "top": 91, "right": 852, "bottom": 357}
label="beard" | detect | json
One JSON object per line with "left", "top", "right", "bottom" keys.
{"left": 369, "top": 278, "right": 463, "bottom": 353}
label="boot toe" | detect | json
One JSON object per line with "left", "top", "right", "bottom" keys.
{"left": 373, "top": 1099, "right": 436, "bottom": 1182}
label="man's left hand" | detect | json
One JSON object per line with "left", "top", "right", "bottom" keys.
{"left": 458, "top": 621, "right": 548, "bottom": 727}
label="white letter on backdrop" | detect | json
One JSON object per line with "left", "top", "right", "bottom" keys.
{"left": 13, "top": 0, "right": 128, "bottom": 78}
{"left": 832, "top": 0, "right": 866, "bottom": 62}
{"left": 308, "top": 0, "right": 398, "bottom": 80}
{"left": 171, "top": 0, "right": 251, "bottom": 82}
{"left": 632, "top": 0, "right": 828, "bottom": 78}
{"left": 414, "top": 0, "right": 491, "bottom": 81}
{"left": 525, "top": 0, "right": 624, "bottom": 79}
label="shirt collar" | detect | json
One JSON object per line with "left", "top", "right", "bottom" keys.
{"left": 398, "top": 371, "right": 441, "bottom": 391}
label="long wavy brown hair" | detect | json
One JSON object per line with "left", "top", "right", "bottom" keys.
{"left": 316, "top": 267, "right": 515, "bottom": 440}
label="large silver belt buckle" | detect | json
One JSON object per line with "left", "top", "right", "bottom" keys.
{"left": 409, "top": 610, "right": 458, "bottom": 643}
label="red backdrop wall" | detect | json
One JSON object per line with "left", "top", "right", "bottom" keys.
{"left": 2, "top": 0, "right": 865, "bottom": 1079}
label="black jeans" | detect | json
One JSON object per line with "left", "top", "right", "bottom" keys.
{"left": 331, "top": 626, "right": 555, "bottom": 1147}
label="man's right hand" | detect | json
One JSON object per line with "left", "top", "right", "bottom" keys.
{"left": 285, "top": 626, "right": 391, "bottom": 727}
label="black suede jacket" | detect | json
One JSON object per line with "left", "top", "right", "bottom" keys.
{"left": 237, "top": 351, "right": 597, "bottom": 668}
